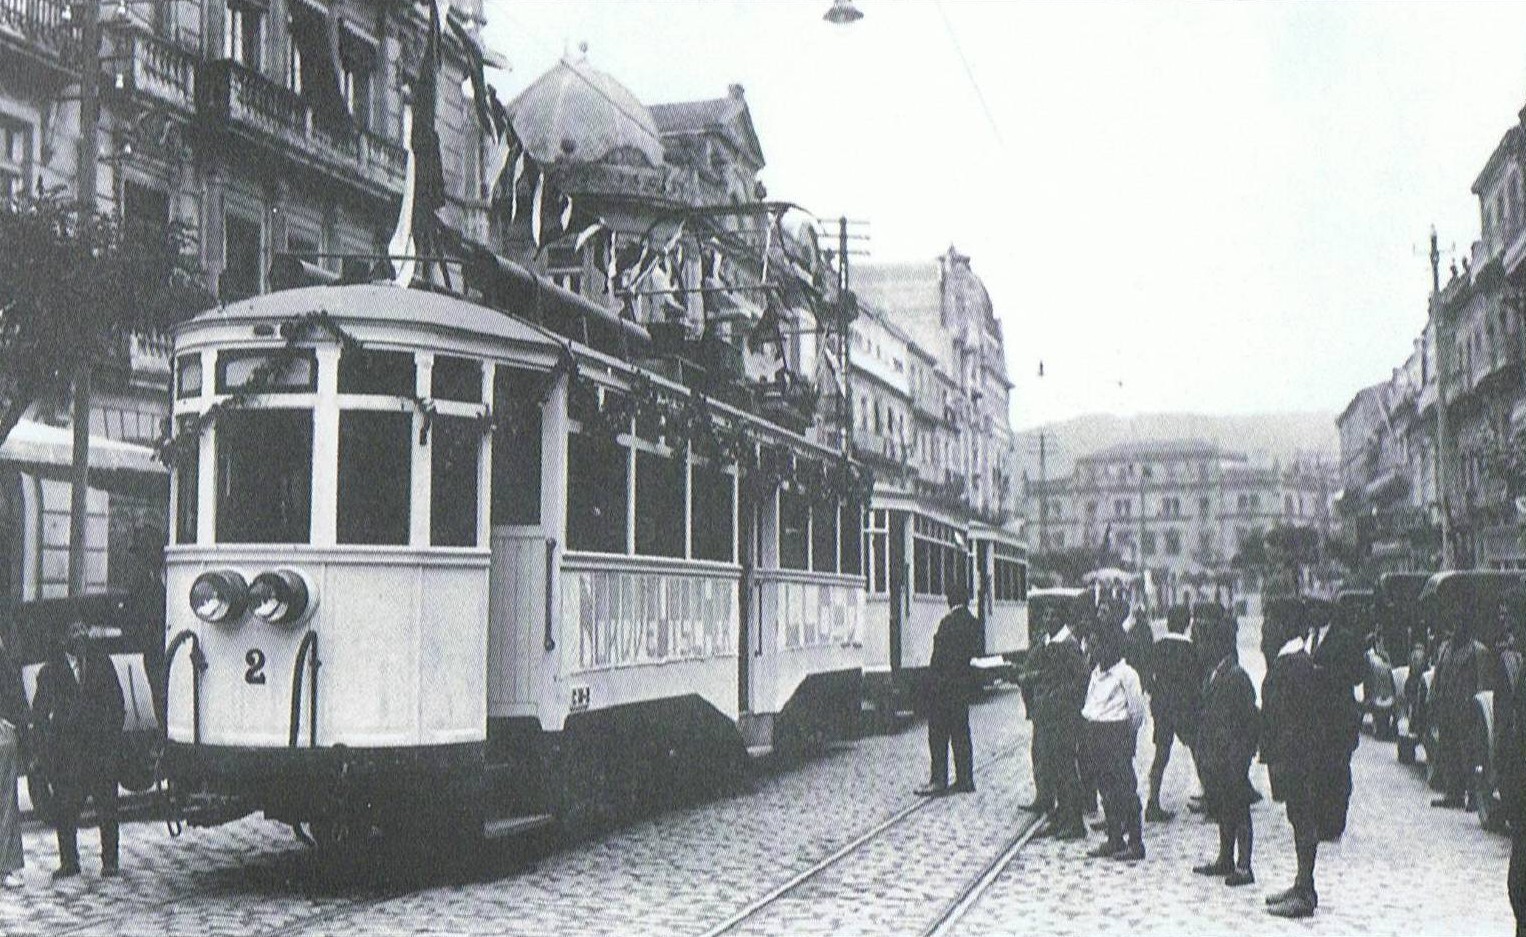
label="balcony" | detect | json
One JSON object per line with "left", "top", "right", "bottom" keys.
{"left": 104, "top": 23, "right": 196, "bottom": 113}
{"left": 0, "top": 0, "right": 77, "bottom": 73}
{"left": 197, "top": 60, "right": 406, "bottom": 198}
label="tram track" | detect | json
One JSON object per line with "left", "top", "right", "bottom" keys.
{"left": 697, "top": 739, "right": 1043, "bottom": 937}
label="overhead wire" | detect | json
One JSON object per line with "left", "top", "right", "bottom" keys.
{"left": 933, "top": 0, "right": 1006, "bottom": 150}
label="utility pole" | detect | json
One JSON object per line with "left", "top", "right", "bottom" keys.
{"left": 68, "top": 0, "right": 103, "bottom": 597}
{"left": 1431, "top": 226, "right": 1455, "bottom": 569}
{"left": 1137, "top": 461, "right": 1147, "bottom": 613}
{"left": 1037, "top": 431, "right": 1047, "bottom": 550}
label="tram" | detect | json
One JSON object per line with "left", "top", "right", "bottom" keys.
{"left": 860, "top": 506, "right": 1028, "bottom": 720}
{"left": 160, "top": 257, "right": 867, "bottom": 844}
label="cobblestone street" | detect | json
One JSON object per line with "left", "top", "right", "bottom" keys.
{"left": 0, "top": 618, "right": 1513, "bottom": 936}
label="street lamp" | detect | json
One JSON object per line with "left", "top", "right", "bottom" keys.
{"left": 824, "top": 0, "right": 864, "bottom": 25}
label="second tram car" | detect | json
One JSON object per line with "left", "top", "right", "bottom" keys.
{"left": 161, "top": 270, "right": 866, "bottom": 844}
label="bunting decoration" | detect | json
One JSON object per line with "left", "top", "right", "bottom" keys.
{"left": 387, "top": 0, "right": 447, "bottom": 287}
{"left": 530, "top": 168, "right": 546, "bottom": 248}
{"left": 388, "top": 106, "right": 418, "bottom": 287}
{"left": 559, "top": 194, "right": 574, "bottom": 233}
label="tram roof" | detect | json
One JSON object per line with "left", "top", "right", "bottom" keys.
{"left": 177, "top": 285, "right": 562, "bottom": 351}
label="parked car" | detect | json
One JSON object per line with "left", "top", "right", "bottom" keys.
{"left": 2, "top": 592, "right": 163, "bottom": 819}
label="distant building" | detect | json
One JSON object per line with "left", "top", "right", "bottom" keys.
{"left": 1029, "top": 438, "right": 1333, "bottom": 596}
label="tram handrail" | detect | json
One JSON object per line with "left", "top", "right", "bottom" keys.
{"left": 544, "top": 537, "right": 558, "bottom": 652}
{"left": 289, "top": 631, "right": 320, "bottom": 748}
{"left": 164, "top": 629, "right": 207, "bottom": 746}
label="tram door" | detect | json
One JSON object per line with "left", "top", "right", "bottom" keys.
{"left": 888, "top": 510, "right": 907, "bottom": 674}
{"left": 737, "top": 488, "right": 756, "bottom": 713}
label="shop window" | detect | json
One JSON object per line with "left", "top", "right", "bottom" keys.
{"left": 216, "top": 409, "right": 312, "bottom": 543}
{"left": 339, "top": 348, "right": 414, "bottom": 396}
{"left": 779, "top": 490, "right": 809, "bottom": 571}
{"left": 337, "top": 411, "right": 411, "bottom": 545}
{"left": 635, "top": 450, "right": 685, "bottom": 558}
{"left": 491, "top": 367, "right": 543, "bottom": 526}
{"left": 811, "top": 502, "right": 837, "bottom": 573}
{"left": 431, "top": 416, "right": 480, "bottom": 547}
{"left": 173, "top": 415, "right": 199, "bottom": 544}
{"left": 567, "top": 433, "right": 627, "bottom": 553}
{"left": 691, "top": 463, "right": 734, "bottom": 562}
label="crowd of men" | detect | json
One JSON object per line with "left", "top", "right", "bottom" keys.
{"left": 917, "top": 582, "right": 1493, "bottom": 923}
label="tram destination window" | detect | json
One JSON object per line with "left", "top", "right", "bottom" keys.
{"left": 635, "top": 450, "right": 685, "bottom": 558}
{"left": 337, "top": 411, "right": 411, "bottom": 545}
{"left": 779, "top": 490, "right": 809, "bottom": 571}
{"left": 173, "top": 415, "right": 198, "bottom": 544}
{"left": 216, "top": 349, "right": 317, "bottom": 394}
{"left": 339, "top": 349, "right": 415, "bottom": 396}
{"left": 432, "top": 356, "right": 483, "bottom": 403}
{"left": 215, "top": 409, "right": 312, "bottom": 544}
{"left": 491, "top": 367, "right": 543, "bottom": 526}
{"left": 431, "top": 416, "right": 480, "bottom": 547}
{"left": 691, "top": 463, "right": 734, "bottom": 563}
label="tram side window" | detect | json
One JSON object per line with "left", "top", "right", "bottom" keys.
{"left": 811, "top": 502, "right": 837, "bottom": 573}
{"left": 868, "top": 529, "right": 886, "bottom": 594}
{"left": 779, "top": 490, "right": 809, "bottom": 570}
{"left": 431, "top": 416, "right": 480, "bottom": 547}
{"left": 337, "top": 411, "right": 411, "bottom": 545}
{"left": 216, "top": 409, "right": 312, "bottom": 543}
{"left": 491, "top": 367, "right": 543, "bottom": 526}
{"left": 173, "top": 415, "right": 198, "bottom": 544}
{"left": 691, "top": 462, "right": 734, "bottom": 563}
{"left": 635, "top": 450, "right": 685, "bottom": 558}
{"left": 567, "top": 432, "right": 628, "bottom": 553}
{"left": 839, "top": 504, "right": 863, "bottom": 576}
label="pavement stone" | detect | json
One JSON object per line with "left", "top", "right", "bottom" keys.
{"left": 0, "top": 619, "right": 1514, "bottom": 936}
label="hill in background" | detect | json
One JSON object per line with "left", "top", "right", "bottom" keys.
{"left": 1013, "top": 412, "right": 1338, "bottom": 484}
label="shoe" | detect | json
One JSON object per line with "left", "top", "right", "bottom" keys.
{"left": 1144, "top": 803, "right": 1174, "bottom": 823}
{"left": 2, "top": 872, "right": 22, "bottom": 889}
{"left": 1112, "top": 842, "right": 1146, "bottom": 863}
{"left": 1266, "top": 893, "right": 1315, "bottom": 918}
{"left": 1431, "top": 795, "right": 1465, "bottom": 809}
{"left": 1225, "top": 868, "right": 1255, "bottom": 887}
{"left": 915, "top": 783, "right": 949, "bottom": 797}
{"left": 100, "top": 865, "right": 120, "bottom": 879}
{"left": 1265, "top": 887, "right": 1318, "bottom": 908}
{"left": 1019, "top": 800, "right": 1051, "bottom": 814}
{"left": 1089, "top": 817, "right": 1109, "bottom": 832}
{"left": 1050, "top": 824, "right": 1086, "bottom": 841}
{"left": 1086, "top": 839, "right": 1125, "bottom": 859}
{"left": 1193, "top": 861, "right": 1233, "bottom": 877}
{"left": 950, "top": 781, "right": 976, "bottom": 794}
{"left": 51, "top": 866, "right": 80, "bottom": 882}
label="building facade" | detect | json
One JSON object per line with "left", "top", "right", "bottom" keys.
{"left": 1029, "top": 438, "right": 1332, "bottom": 596}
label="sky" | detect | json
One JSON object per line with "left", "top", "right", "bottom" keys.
{"left": 481, "top": 0, "right": 1526, "bottom": 429}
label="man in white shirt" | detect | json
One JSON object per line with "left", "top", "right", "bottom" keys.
{"left": 1081, "top": 623, "right": 1147, "bottom": 862}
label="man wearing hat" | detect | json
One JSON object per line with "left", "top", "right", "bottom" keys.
{"left": 33, "top": 620, "right": 124, "bottom": 879}
{"left": 916, "top": 580, "right": 982, "bottom": 796}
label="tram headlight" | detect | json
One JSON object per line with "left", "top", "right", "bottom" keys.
{"left": 248, "top": 569, "right": 311, "bottom": 626}
{"left": 190, "top": 570, "right": 248, "bottom": 624}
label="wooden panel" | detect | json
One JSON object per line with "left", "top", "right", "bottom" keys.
{"left": 489, "top": 528, "right": 545, "bottom": 714}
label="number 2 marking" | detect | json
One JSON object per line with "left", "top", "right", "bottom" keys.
{"left": 245, "top": 648, "right": 267, "bottom": 685}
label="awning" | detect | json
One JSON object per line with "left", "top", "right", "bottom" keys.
{"left": 1, "top": 419, "right": 167, "bottom": 483}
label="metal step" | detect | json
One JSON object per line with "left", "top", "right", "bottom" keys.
{"left": 483, "top": 813, "right": 556, "bottom": 841}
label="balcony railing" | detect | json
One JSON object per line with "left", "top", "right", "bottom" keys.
{"left": 198, "top": 59, "right": 406, "bottom": 196}
{"left": 106, "top": 23, "right": 196, "bottom": 112}
{"left": 0, "top": 0, "right": 78, "bottom": 65}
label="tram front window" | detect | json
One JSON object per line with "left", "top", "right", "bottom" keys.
{"left": 431, "top": 416, "right": 480, "bottom": 547}
{"left": 216, "top": 409, "right": 313, "bottom": 544}
{"left": 338, "top": 411, "right": 411, "bottom": 545}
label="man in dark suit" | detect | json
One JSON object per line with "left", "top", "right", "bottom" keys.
{"left": 1431, "top": 607, "right": 1486, "bottom": 810}
{"left": 1263, "top": 597, "right": 1364, "bottom": 919}
{"left": 916, "top": 581, "right": 982, "bottom": 796}
{"left": 34, "top": 620, "right": 124, "bottom": 879}
{"left": 1146, "top": 604, "right": 1200, "bottom": 821}
{"left": 1020, "top": 599, "right": 1090, "bottom": 839}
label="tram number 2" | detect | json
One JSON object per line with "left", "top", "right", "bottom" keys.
{"left": 245, "top": 649, "right": 267, "bottom": 685}
{"left": 569, "top": 686, "right": 590, "bottom": 712}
